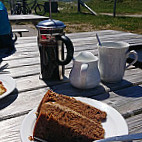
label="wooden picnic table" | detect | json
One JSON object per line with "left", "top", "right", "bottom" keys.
{"left": 0, "top": 30, "right": 142, "bottom": 142}
{"left": 9, "top": 14, "right": 49, "bottom": 23}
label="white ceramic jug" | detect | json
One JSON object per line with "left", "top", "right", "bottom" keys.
{"left": 69, "top": 51, "right": 100, "bottom": 89}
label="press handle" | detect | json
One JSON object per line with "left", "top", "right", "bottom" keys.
{"left": 126, "top": 50, "right": 138, "bottom": 69}
{"left": 80, "top": 64, "right": 89, "bottom": 88}
{"left": 57, "top": 35, "right": 74, "bottom": 65}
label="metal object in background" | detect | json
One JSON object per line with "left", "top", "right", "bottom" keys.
{"left": 113, "top": 0, "right": 117, "bottom": 17}
{"left": 10, "top": 0, "right": 31, "bottom": 15}
{"left": 0, "top": 63, "right": 9, "bottom": 73}
{"left": 95, "top": 133, "right": 142, "bottom": 142}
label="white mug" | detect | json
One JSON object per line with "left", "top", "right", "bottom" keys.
{"left": 98, "top": 41, "right": 138, "bottom": 83}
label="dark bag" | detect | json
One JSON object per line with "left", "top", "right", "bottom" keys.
{"left": 0, "top": 32, "right": 17, "bottom": 50}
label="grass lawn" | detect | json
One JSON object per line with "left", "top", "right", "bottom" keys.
{"left": 6, "top": 0, "right": 142, "bottom": 34}
{"left": 50, "top": 12, "right": 142, "bottom": 34}
{"left": 43, "top": 0, "right": 142, "bottom": 34}
{"left": 86, "top": 0, "right": 142, "bottom": 14}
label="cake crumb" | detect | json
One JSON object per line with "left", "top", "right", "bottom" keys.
{"left": 28, "top": 136, "right": 34, "bottom": 141}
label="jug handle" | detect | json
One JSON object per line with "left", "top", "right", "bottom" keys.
{"left": 80, "top": 64, "right": 89, "bottom": 88}
{"left": 57, "top": 35, "right": 74, "bottom": 65}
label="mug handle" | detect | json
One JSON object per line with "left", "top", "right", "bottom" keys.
{"left": 80, "top": 63, "right": 89, "bottom": 88}
{"left": 126, "top": 50, "right": 138, "bottom": 69}
{"left": 57, "top": 35, "right": 74, "bottom": 65}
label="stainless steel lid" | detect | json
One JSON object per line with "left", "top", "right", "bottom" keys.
{"left": 36, "top": 19, "right": 66, "bottom": 29}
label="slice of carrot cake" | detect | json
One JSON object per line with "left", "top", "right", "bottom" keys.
{"left": 37, "top": 90, "right": 107, "bottom": 122}
{"left": 33, "top": 101, "right": 105, "bottom": 142}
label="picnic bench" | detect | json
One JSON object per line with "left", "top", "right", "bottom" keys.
{"left": 12, "top": 29, "right": 29, "bottom": 37}
{"left": 8, "top": 14, "right": 49, "bottom": 23}
{"left": 0, "top": 30, "right": 142, "bottom": 141}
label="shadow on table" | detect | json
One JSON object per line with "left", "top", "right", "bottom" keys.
{"left": 48, "top": 81, "right": 110, "bottom": 101}
{"left": 114, "top": 85, "right": 142, "bottom": 98}
{"left": 46, "top": 78, "right": 142, "bottom": 101}
{"left": 0, "top": 88, "right": 18, "bottom": 110}
{"left": 103, "top": 79, "right": 142, "bottom": 98}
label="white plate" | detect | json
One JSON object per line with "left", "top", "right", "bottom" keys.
{"left": 20, "top": 97, "right": 128, "bottom": 142}
{"left": 0, "top": 75, "right": 16, "bottom": 99}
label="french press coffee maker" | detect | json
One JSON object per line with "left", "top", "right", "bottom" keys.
{"left": 36, "top": 19, "right": 74, "bottom": 80}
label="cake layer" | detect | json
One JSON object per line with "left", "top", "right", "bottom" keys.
{"left": 33, "top": 102, "right": 105, "bottom": 142}
{"left": 37, "top": 90, "right": 107, "bottom": 122}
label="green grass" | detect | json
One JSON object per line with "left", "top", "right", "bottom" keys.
{"left": 6, "top": 0, "right": 142, "bottom": 34}
{"left": 53, "top": 0, "right": 142, "bottom": 34}
{"left": 48, "top": 9, "right": 142, "bottom": 34}
{"left": 86, "top": 0, "right": 142, "bottom": 14}
{"left": 55, "top": 0, "right": 142, "bottom": 14}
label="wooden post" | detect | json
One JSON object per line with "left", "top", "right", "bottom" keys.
{"left": 22, "top": 0, "right": 27, "bottom": 14}
{"left": 79, "top": 0, "right": 97, "bottom": 15}
{"left": 49, "top": 0, "right": 52, "bottom": 19}
{"left": 10, "top": 0, "right": 14, "bottom": 15}
{"left": 78, "top": 0, "right": 81, "bottom": 12}
{"left": 113, "top": 0, "right": 117, "bottom": 17}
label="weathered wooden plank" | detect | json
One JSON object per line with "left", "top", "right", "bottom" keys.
{"left": 1, "top": 68, "right": 139, "bottom": 116}
{"left": 6, "top": 64, "right": 40, "bottom": 78}
{"left": 0, "top": 58, "right": 141, "bottom": 95}
{"left": 0, "top": 30, "right": 142, "bottom": 142}
{"left": 15, "top": 30, "right": 142, "bottom": 48}
{"left": 0, "top": 82, "right": 141, "bottom": 141}
{"left": 66, "top": 30, "right": 137, "bottom": 39}
{"left": 0, "top": 87, "right": 48, "bottom": 120}
{"left": 0, "top": 46, "right": 141, "bottom": 95}
{"left": 0, "top": 31, "right": 142, "bottom": 109}
{"left": 15, "top": 30, "right": 124, "bottom": 42}
{"left": 15, "top": 36, "right": 36, "bottom": 43}
{"left": 15, "top": 39, "right": 37, "bottom": 45}
{"left": 2, "top": 46, "right": 140, "bottom": 70}
{"left": 100, "top": 85, "right": 142, "bottom": 117}
{"left": 0, "top": 80, "right": 141, "bottom": 141}
{"left": 50, "top": 79, "right": 130, "bottom": 97}
{"left": 70, "top": 33, "right": 141, "bottom": 44}
{"left": 13, "top": 42, "right": 97, "bottom": 53}
{"left": 15, "top": 42, "right": 38, "bottom": 48}
{"left": 2, "top": 49, "right": 96, "bottom": 68}
{"left": 3, "top": 57, "right": 40, "bottom": 68}
{"left": 15, "top": 34, "right": 142, "bottom": 48}
{"left": 126, "top": 113, "right": 142, "bottom": 134}
{"left": 0, "top": 84, "right": 142, "bottom": 127}
{"left": 67, "top": 31, "right": 142, "bottom": 47}
{"left": 3, "top": 51, "right": 39, "bottom": 61}
{"left": 2, "top": 31, "right": 141, "bottom": 62}
{"left": 0, "top": 115, "right": 25, "bottom": 142}
{"left": 12, "top": 29, "right": 29, "bottom": 37}
{"left": 2, "top": 60, "right": 141, "bottom": 80}
{"left": 14, "top": 30, "right": 141, "bottom": 44}
{"left": 9, "top": 14, "right": 49, "bottom": 21}
{"left": 15, "top": 75, "right": 48, "bottom": 92}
